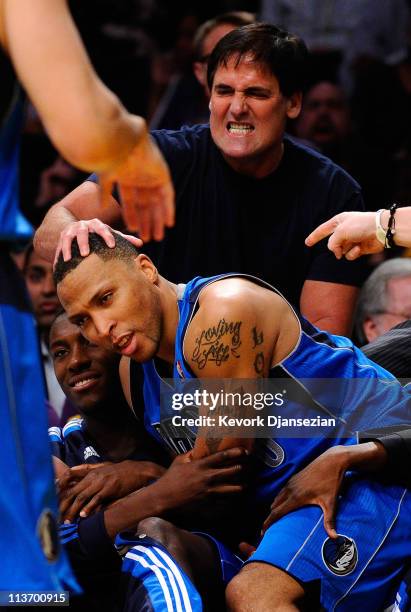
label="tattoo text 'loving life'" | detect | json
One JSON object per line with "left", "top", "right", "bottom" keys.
{"left": 192, "top": 319, "right": 242, "bottom": 369}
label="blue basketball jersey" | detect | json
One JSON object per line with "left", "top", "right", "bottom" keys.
{"left": 136, "top": 274, "right": 411, "bottom": 513}
{"left": 0, "top": 53, "right": 76, "bottom": 591}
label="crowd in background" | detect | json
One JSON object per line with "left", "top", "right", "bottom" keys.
{"left": 13, "top": 0, "right": 411, "bottom": 428}
{"left": 5, "top": 2, "right": 411, "bottom": 608}
{"left": 20, "top": 0, "right": 411, "bottom": 228}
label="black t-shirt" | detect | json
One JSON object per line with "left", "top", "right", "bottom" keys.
{"left": 90, "top": 125, "right": 366, "bottom": 306}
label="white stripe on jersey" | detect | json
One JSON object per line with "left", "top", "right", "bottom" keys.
{"left": 126, "top": 551, "right": 174, "bottom": 612}
{"left": 151, "top": 545, "right": 193, "bottom": 612}
{"left": 62, "top": 417, "right": 83, "bottom": 437}
{"left": 130, "top": 544, "right": 190, "bottom": 612}
{"left": 48, "top": 426, "right": 62, "bottom": 441}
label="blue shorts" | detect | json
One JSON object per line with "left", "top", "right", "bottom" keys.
{"left": 116, "top": 533, "right": 203, "bottom": 611}
{"left": 193, "top": 531, "right": 243, "bottom": 584}
{"left": 248, "top": 478, "right": 411, "bottom": 611}
{"left": 116, "top": 530, "right": 242, "bottom": 611}
{"left": 0, "top": 252, "right": 76, "bottom": 590}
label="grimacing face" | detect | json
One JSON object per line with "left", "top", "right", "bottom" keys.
{"left": 57, "top": 253, "right": 162, "bottom": 364}
{"left": 209, "top": 54, "right": 301, "bottom": 177}
{"left": 50, "top": 316, "right": 120, "bottom": 412}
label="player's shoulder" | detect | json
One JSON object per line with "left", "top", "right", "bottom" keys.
{"left": 184, "top": 277, "right": 287, "bottom": 376}
{"left": 197, "top": 276, "right": 285, "bottom": 318}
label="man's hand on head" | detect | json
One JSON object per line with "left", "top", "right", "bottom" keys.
{"left": 53, "top": 219, "right": 142, "bottom": 266}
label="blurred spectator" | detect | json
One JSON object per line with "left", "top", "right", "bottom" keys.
{"left": 260, "top": 0, "right": 411, "bottom": 95}
{"left": 259, "top": 0, "right": 364, "bottom": 85}
{"left": 35, "top": 155, "right": 85, "bottom": 210}
{"left": 293, "top": 80, "right": 394, "bottom": 210}
{"left": 354, "top": 258, "right": 411, "bottom": 345}
{"left": 192, "top": 11, "right": 256, "bottom": 96}
{"left": 150, "top": 11, "right": 255, "bottom": 129}
{"left": 23, "top": 244, "right": 75, "bottom": 426}
{"left": 348, "top": 0, "right": 411, "bottom": 154}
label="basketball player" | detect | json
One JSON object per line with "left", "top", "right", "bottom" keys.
{"left": 54, "top": 232, "right": 411, "bottom": 611}
{"left": 0, "top": 0, "right": 172, "bottom": 591}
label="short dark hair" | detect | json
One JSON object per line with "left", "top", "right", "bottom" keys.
{"left": 53, "top": 232, "right": 139, "bottom": 286}
{"left": 193, "top": 11, "right": 256, "bottom": 61}
{"left": 207, "top": 22, "right": 308, "bottom": 96}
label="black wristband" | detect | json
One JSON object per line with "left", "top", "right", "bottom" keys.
{"left": 385, "top": 203, "right": 398, "bottom": 248}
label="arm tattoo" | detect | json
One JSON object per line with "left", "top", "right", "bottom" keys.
{"left": 253, "top": 352, "right": 265, "bottom": 375}
{"left": 251, "top": 326, "right": 264, "bottom": 348}
{"left": 192, "top": 319, "right": 242, "bottom": 369}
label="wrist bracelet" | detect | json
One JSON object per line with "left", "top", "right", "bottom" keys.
{"left": 385, "top": 203, "right": 398, "bottom": 249}
{"left": 375, "top": 209, "right": 387, "bottom": 246}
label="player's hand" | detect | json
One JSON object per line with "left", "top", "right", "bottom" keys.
{"left": 99, "top": 129, "right": 174, "bottom": 242}
{"left": 58, "top": 460, "right": 166, "bottom": 522}
{"left": 152, "top": 447, "right": 248, "bottom": 510}
{"left": 305, "top": 211, "right": 384, "bottom": 260}
{"left": 261, "top": 446, "right": 350, "bottom": 540}
{"left": 54, "top": 219, "right": 142, "bottom": 266}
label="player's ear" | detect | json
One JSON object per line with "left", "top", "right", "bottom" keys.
{"left": 136, "top": 254, "right": 158, "bottom": 284}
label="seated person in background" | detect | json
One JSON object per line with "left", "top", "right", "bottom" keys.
{"left": 362, "top": 319, "right": 411, "bottom": 381}
{"left": 54, "top": 232, "right": 411, "bottom": 612}
{"left": 150, "top": 11, "right": 256, "bottom": 130}
{"left": 50, "top": 312, "right": 245, "bottom": 611}
{"left": 23, "top": 245, "right": 75, "bottom": 425}
{"left": 354, "top": 258, "right": 411, "bottom": 345}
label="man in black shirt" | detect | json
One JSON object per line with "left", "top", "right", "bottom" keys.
{"left": 35, "top": 23, "right": 367, "bottom": 336}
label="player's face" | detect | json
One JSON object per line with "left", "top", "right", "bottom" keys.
{"left": 25, "top": 251, "right": 60, "bottom": 330}
{"left": 209, "top": 55, "right": 301, "bottom": 177}
{"left": 50, "top": 317, "right": 119, "bottom": 411}
{"left": 58, "top": 254, "right": 162, "bottom": 363}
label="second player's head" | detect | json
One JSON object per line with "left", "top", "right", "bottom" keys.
{"left": 49, "top": 312, "right": 121, "bottom": 413}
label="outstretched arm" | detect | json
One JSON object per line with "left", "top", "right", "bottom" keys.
{"left": 305, "top": 208, "right": 411, "bottom": 260}
{"left": 1, "top": 0, "right": 174, "bottom": 242}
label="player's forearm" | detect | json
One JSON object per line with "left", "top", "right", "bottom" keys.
{"left": 33, "top": 203, "right": 78, "bottom": 262}
{"left": 3, "top": 0, "right": 146, "bottom": 173}
{"left": 103, "top": 480, "right": 170, "bottom": 540}
{"left": 336, "top": 441, "right": 388, "bottom": 473}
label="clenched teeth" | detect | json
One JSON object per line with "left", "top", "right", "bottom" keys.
{"left": 227, "top": 123, "right": 254, "bottom": 133}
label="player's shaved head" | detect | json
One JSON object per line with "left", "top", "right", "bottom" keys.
{"left": 53, "top": 232, "right": 139, "bottom": 286}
